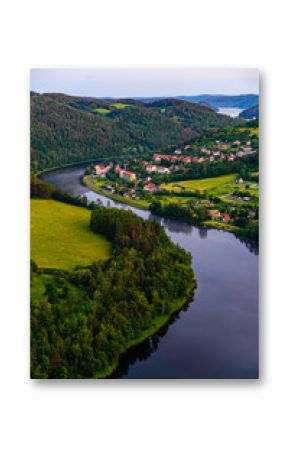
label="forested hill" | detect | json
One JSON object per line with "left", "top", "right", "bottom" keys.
{"left": 239, "top": 104, "right": 259, "bottom": 119}
{"left": 177, "top": 94, "right": 259, "bottom": 109}
{"left": 31, "top": 92, "right": 237, "bottom": 172}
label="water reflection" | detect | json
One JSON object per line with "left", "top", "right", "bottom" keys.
{"left": 110, "top": 299, "right": 193, "bottom": 379}
{"left": 236, "top": 235, "right": 259, "bottom": 255}
{"left": 198, "top": 227, "right": 208, "bottom": 239}
{"left": 41, "top": 164, "right": 259, "bottom": 379}
{"left": 162, "top": 217, "right": 193, "bottom": 234}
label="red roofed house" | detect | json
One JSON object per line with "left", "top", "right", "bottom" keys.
{"left": 144, "top": 183, "right": 160, "bottom": 192}
{"left": 208, "top": 209, "right": 221, "bottom": 219}
{"left": 146, "top": 164, "right": 158, "bottom": 173}
{"left": 119, "top": 170, "right": 137, "bottom": 182}
{"left": 153, "top": 154, "right": 162, "bottom": 162}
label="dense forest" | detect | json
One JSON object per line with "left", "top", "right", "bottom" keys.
{"left": 31, "top": 92, "right": 237, "bottom": 171}
{"left": 31, "top": 207, "right": 196, "bottom": 378}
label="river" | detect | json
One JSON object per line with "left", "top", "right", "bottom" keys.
{"left": 41, "top": 165, "right": 259, "bottom": 379}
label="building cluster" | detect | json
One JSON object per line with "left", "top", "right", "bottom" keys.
{"left": 148, "top": 142, "right": 256, "bottom": 167}
{"left": 115, "top": 165, "right": 137, "bottom": 182}
{"left": 94, "top": 163, "right": 112, "bottom": 178}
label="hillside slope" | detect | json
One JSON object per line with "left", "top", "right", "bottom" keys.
{"left": 239, "top": 104, "right": 259, "bottom": 119}
{"left": 177, "top": 94, "right": 259, "bottom": 109}
{"left": 31, "top": 92, "right": 237, "bottom": 171}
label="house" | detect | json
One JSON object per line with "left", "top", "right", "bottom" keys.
{"left": 146, "top": 164, "right": 158, "bottom": 173}
{"left": 141, "top": 161, "right": 149, "bottom": 166}
{"left": 192, "top": 157, "right": 199, "bottom": 163}
{"left": 242, "top": 197, "right": 251, "bottom": 202}
{"left": 116, "top": 166, "right": 137, "bottom": 182}
{"left": 237, "top": 151, "right": 246, "bottom": 158}
{"left": 157, "top": 166, "right": 170, "bottom": 174}
{"left": 171, "top": 164, "right": 181, "bottom": 171}
{"left": 233, "top": 140, "right": 241, "bottom": 145}
{"left": 95, "top": 163, "right": 112, "bottom": 177}
{"left": 208, "top": 209, "right": 221, "bottom": 219}
{"left": 153, "top": 154, "right": 162, "bottom": 162}
{"left": 144, "top": 183, "right": 159, "bottom": 192}
{"left": 174, "top": 149, "right": 182, "bottom": 155}
{"left": 198, "top": 157, "right": 205, "bottom": 163}
{"left": 228, "top": 153, "right": 235, "bottom": 162}
{"left": 209, "top": 156, "right": 215, "bottom": 162}
{"left": 182, "top": 156, "right": 192, "bottom": 164}
{"left": 236, "top": 177, "right": 244, "bottom": 184}
{"left": 223, "top": 214, "right": 231, "bottom": 223}
{"left": 184, "top": 145, "right": 191, "bottom": 150}
{"left": 213, "top": 150, "right": 220, "bottom": 157}
{"left": 127, "top": 188, "right": 136, "bottom": 197}
{"left": 201, "top": 147, "right": 210, "bottom": 154}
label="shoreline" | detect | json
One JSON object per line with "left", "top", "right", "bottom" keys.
{"left": 83, "top": 175, "right": 258, "bottom": 240}
{"left": 82, "top": 175, "right": 149, "bottom": 210}
{"left": 36, "top": 165, "right": 258, "bottom": 242}
{"left": 33, "top": 167, "right": 197, "bottom": 379}
{"left": 93, "top": 282, "right": 196, "bottom": 379}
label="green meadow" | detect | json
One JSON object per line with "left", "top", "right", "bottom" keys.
{"left": 93, "top": 108, "right": 111, "bottom": 115}
{"left": 161, "top": 174, "right": 237, "bottom": 192}
{"left": 110, "top": 102, "right": 131, "bottom": 109}
{"left": 31, "top": 199, "right": 111, "bottom": 270}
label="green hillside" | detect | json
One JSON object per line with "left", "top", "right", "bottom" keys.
{"left": 30, "top": 92, "right": 237, "bottom": 171}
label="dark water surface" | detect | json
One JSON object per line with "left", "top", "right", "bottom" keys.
{"left": 41, "top": 166, "right": 259, "bottom": 379}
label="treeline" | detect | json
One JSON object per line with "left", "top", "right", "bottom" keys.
{"left": 31, "top": 92, "right": 237, "bottom": 172}
{"left": 31, "top": 208, "right": 196, "bottom": 378}
{"left": 150, "top": 201, "right": 194, "bottom": 223}
{"left": 149, "top": 200, "right": 259, "bottom": 239}
{"left": 31, "top": 175, "right": 98, "bottom": 210}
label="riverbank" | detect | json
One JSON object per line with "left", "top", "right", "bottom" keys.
{"left": 94, "top": 283, "right": 196, "bottom": 379}
{"left": 38, "top": 163, "right": 259, "bottom": 379}
{"left": 84, "top": 174, "right": 258, "bottom": 240}
{"left": 37, "top": 167, "right": 258, "bottom": 242}
{"left": 83, "top": 175, "right": 149, "bottom": 210}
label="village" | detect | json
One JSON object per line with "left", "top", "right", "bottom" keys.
{"left": 83, "top": 131, "right": 259, "bottom": 234}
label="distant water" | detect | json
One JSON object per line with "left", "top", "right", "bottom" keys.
{"left": 218, "top": 107, "right": 244, "bottom": 117}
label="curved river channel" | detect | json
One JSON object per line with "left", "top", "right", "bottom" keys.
{"left": 41, "top": 165, "right": 259, "bottom": 379}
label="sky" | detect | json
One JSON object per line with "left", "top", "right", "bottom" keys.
{"left": 30, "top": 68, "right": 259, "bottom": 98}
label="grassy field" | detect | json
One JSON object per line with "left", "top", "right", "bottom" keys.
{"left": 31, "top": 199, "right": 111, "bottom": 270}
{"left": 93, "top": 108, "right": 111, "bottom": 115}
{"left": 161, "top": 174, "right": 237, "bottom": 192}
{"left": 110, "top": 102, "right": 131, "bottom": 109}
{"left": 238, "top": 127, "right": 259, "bottom": 137}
